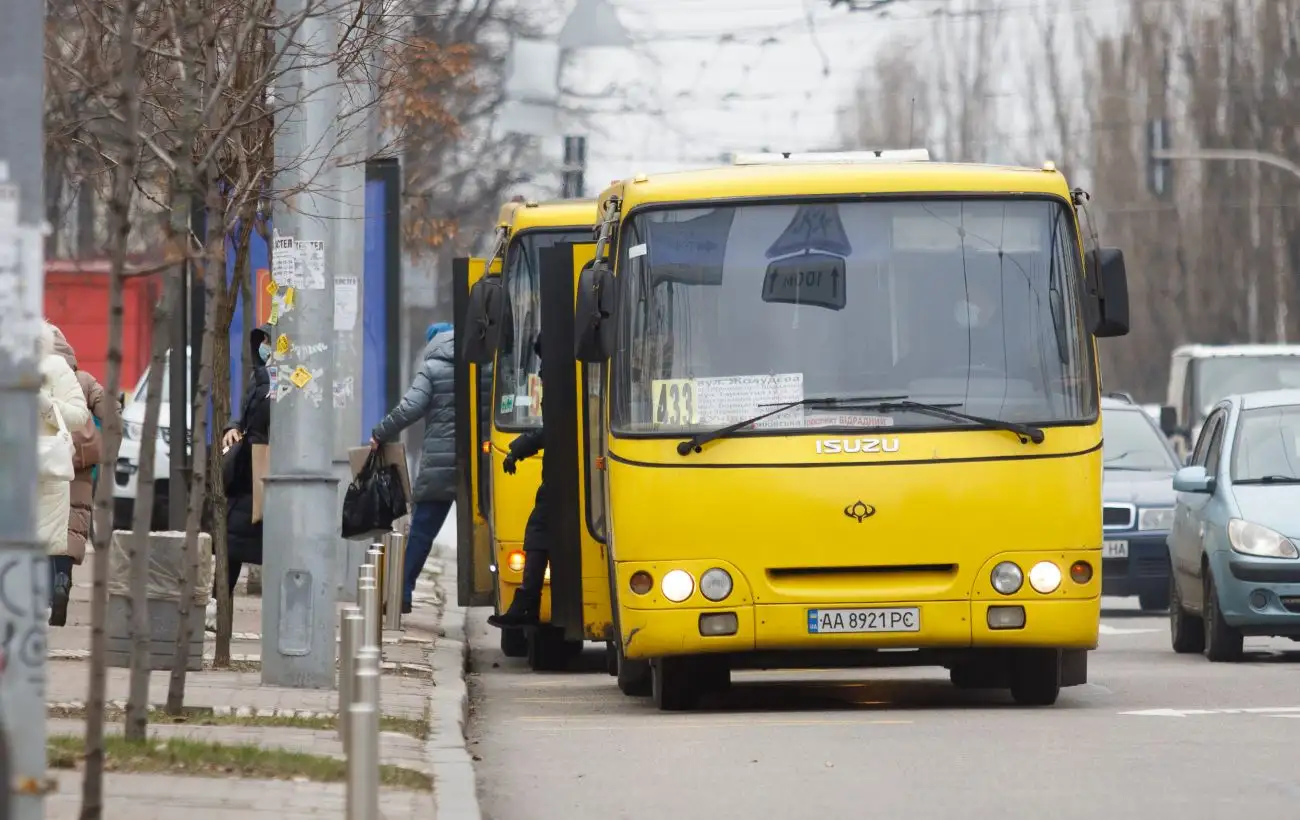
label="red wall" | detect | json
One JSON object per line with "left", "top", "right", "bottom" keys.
{"left": 43, "top": 262, "right": 161, "bottom": 393}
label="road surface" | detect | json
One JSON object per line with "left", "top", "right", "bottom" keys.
{"left": 467, "top": 598, "right": 1300, "bottom": 820}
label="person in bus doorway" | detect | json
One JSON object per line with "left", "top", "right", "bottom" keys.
{"left": 488, "top": 334, "right": 549, "bottom": 629}
{"left": 370, "top": 321, "right": 457, "bottom": 614}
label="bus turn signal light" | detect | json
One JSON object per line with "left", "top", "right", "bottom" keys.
{"left": 629, "top": 571, "right": 653, "bottom": 595}
{"left": 1070, "top": 561, "right": 1093, "bottom": 584}
{"left": 507, "top": 551, "right": 526, "bottom": 572}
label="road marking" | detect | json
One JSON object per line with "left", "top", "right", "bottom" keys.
{"left": 1121, "top": 706, "right": 1300, "bottom": 717}
{"left": 1099, "top": 624, "right": 1163, "bottom": 635}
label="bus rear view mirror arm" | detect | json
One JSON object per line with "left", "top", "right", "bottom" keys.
{"left": 576, "top": 261, "right": 618, "bottom": 363}
{"left": 1087, "top": 247, "right": 1130, "bottom": 338}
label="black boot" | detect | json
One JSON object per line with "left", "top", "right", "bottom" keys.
{"left": 487, "top": 594, "right": 540, "bottom": 628}
{"left": 49, "top": 569, "right": 71, "bottom": 627}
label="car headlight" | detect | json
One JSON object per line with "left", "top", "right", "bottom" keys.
{"left": 1028, "top": 561, "right": 1062, "bottom": 593}
{"left": 123, "top": 421, "right": 142, "bottom": 440}
{"left": 1139, "top": 507, "right": 1175, "bottom": 531}
{"left": 660, "top": 569, "right": 694, "bottom": 602}
{"left": 1227, "top": 519, "right": 1299, "bottom": 559}
{"left": 990, "top": 561, "right": 1023, "bottom": 595}
{"left": 699, "top": 568, "right": 733, "bottom": 601}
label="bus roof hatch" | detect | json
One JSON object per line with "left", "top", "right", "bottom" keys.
{"left": 732, "top": 149, "right": 931, "bottom": 165}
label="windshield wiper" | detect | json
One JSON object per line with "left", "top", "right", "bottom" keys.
{"left": 1235, "top": 475, "right": 1300, "bottom": 485}
{"left": 833, "top": 399, "right": 1045, "bottom": 444}
{"left": 677, "top": 394, "right": 909, "bottom": 456}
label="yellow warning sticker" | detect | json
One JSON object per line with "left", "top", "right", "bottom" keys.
{"left": 266, "top": 280, "right": 278, "bottom": 296}
{"left": 275, "top": 335, "right": 290, "bottom": 357}
{"left": 290, "top": 366, "right": 313, "bottom": 389}
{"left": 283, "top": 287, "right": 295, "bottom": 307}
{"left": 268, "top": 304, "right": 280, "bottom": 325}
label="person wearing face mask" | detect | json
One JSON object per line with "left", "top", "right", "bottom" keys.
{"left": 208, "top": 324, "right": 273, "bottom": 630}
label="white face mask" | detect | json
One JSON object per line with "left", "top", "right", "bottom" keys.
{"left": 954, "top": 301, "right": 983, "bottom": 328}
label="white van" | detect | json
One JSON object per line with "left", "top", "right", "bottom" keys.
{"left": 1165, "top": 343, "right": 1300, "bottom": 451}
{"left": 113, "top": 348, "right": 192, "bottom": 530}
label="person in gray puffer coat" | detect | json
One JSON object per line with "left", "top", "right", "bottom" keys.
{"left": 371, "top": 321, "right": 456, "bottom": 613}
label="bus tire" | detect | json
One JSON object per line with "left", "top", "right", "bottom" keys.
{"left": 500, "top": 628, "right": 528, "bottom": 658}
{"left": 617, "top": 652, "right": 652, "bottom": 696}
{"left": 652, "top": 657, "right": 700, "bottom": 711}
{"left": 1009, "top": 649, "right": 1061, "bottom": 706}
{"left": 604, "top": 642, "right": 618, "bottom": 676}
{"left": 527, "top": 626, "right": 571, "bottom": 672}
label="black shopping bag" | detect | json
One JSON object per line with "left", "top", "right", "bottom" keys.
{"left": 341, "top": 449, "right": 408, "bottom": 537}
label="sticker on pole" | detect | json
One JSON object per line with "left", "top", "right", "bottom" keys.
{"left": 275, "top": 334, "right": 291, "bottom": 358}
{"left": 272, "top": 235, "right": 298, "bottom": 287}
{"left": 290, "top": 366, "right": 313, "bottom": 389}
{"left": 298, "top": 239, "right": 326, "bottom": 289}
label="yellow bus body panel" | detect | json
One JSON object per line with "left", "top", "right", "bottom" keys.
{"left": 465, "top": 257, "right": 495, "bottom": 602}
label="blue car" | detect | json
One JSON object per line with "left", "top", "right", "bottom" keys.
{"left": 1168, "top": 389, "right": 1300, "bottom": 661}
{"left": 1101, "top": 397, "right": 1181, "bottom": 610}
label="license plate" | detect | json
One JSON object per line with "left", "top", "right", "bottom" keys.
{"left": 1103, "top": 539, "right": 1129, "bottom": 558}
{"left": 807, "top": 607, "right": 920, "bottom": 634}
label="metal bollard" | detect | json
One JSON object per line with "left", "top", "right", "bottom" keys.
{"left": 358, "top": 572, "right": 380, "bottom": 650}
{"left": 382, "top": 531, "right": 406, "bottom": 631}
{"left": 337, "top": 606, "right": 362, "bottom": 742}
{"left": 367, "top": 544, "right": 385, "bottom": 617}
{"left": 346, "top": 646, "right": 381, "bottom": 820}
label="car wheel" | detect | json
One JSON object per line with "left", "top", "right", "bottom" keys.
{"left": 1008, "top": 649, "right": 1061, "bottom": 706}
{"left": 1203, "top": 572, "right": 1244, "bottom": 662}
{"left": 1169, "top": 572, "right": 1205, "bottom": 654}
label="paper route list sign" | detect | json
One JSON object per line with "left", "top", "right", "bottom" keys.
{"left": 694, "top": 373, "right": 804, "bottom": 428}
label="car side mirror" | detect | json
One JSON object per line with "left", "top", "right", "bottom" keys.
{"left": 1086, "top": 247, "right": 1129, "bottom": 338}
{"left": 575, "top": 261, "right": 618, "bottom": 363}
{"left": 1159, "top": 405, "right": 1177, "bottom": 437}
{"left": 1173, "top": 465, "right": 1215, "bottom": 494}
{"left": 462, "top": 276, "right": 506, "bottom": 364}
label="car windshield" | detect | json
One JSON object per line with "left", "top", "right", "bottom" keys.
{"left": 609, "top": 197, "right": 1097, "bottom": 434}
{"left": 494, "top": 229, "right": 590, "bottom": 430}
{"left": 1102, "top": 408, "right": 1178, "bottom": 471}
{"left": 1231, "top": 405, "right": 1300, "bottom": 482}
{"left": 1194, "top": 355, "right": 1300, "bottom": 421}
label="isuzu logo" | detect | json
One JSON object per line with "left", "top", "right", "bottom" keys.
{"left": 815, "top": 438, "right": 900, "bottom": 454}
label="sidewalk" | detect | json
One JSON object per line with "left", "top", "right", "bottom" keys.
{"left": 42, "top": 543, "right": 447, "bottom": 819}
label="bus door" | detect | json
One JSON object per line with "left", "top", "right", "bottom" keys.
{"left": 455, "top": 256, "right": 503, "bottom": 607}
{"left": 536, "top": 242, "right": 587, "bottom": 642}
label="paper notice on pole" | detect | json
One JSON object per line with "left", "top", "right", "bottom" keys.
{"left": 298, "top": 239, "right": 325, "bottom": 289}
{"left": 693, "top": 373, "right": 805, "bottom": 429}
{"left": 272, "top": 235, "right": 297, "bottom": 287}
{"left": 334, "top": 276, "right": 358, "bottom": 331}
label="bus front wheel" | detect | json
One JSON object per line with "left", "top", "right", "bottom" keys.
{"left": 1009, "top": 649, "right": 1062, "bottom": 706}
{"left": 652, "top": 657, "right": 702, "bottom": 711}
{"left": 500, "top": 628, "right": 528, "bottom": 658}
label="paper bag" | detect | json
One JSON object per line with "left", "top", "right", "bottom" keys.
{"left": 349, "top": 443, "right": 412, "bottom": 504}
{"left": 251, "top": 443, "right": 269, "bottom": 524}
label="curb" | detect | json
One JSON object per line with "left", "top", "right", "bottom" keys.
{"left": 426, "top": 547, "right": 481, "bottom": 820}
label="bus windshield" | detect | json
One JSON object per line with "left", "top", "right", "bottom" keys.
{"left": 495, "top": 229, "right": 589, "bottom": 430}
{"left": 610, "top": 197, "right": 1098, "bottom": 435}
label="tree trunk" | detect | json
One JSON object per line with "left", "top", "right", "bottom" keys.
{"left": 166, "top": 180, "right": 223, "bottom": 712}
{"left": 123, "top": 273, "right": 175, "bottom": 741}
{"left": 82, "top": 0, "right": 141, "bottom": 813}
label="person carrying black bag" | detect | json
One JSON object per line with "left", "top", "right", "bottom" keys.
{"left": 208, "top": 323, "right": 273, "bottom": 631}
{"left": 488, "top": 334, "right": 551, "bottom": 629}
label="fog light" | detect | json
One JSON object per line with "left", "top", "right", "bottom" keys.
{"left": 990, "top": 562, "right": 1023, "bottom": 595}
{"left": 1069, "top": 561, "right": 1093, "bottom": 584}
{"left": 700, "top": 568, "right": 733, "bottom": 601}
{"left": 1250, "top": 590, "right": 1268, "bottom": 610}
{"left": 1028, "top": 561, "right": 1062, "bottom": 593}
{"left": 987, "top": 605, "right": 1026, "bottom": 629}
{"left": 506, "top": 550, "right": 525, "bottom": 572}
{"left": 629, "top": 571, "right": 653, "bottom": 595}
{"left": 699, "top": 612, "right": 738, "bottom": 636}
{"left": 661, "top": 569, "right": 695, "bottom": 602}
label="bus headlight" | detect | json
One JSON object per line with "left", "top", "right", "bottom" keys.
{"left": 661, "top": 570, "right": 694, "bottom": 602}
{"left": 699, "top": 568, "right": 733, "bottom": 601}
{"left": 1028, "top": 561, "right": 1062, "bottom": 594}
{"left": 990, "top": 562, "right": 1023, "bottom": 595}
{"left": 506, "top": 550, "right": 525, "bottom": 572}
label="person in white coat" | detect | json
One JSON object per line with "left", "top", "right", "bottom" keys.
{"left": 37, "top": 321, "right": 91, "bottom": 615}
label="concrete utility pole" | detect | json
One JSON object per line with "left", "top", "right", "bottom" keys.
{"left": 0, "top": 0, "right": 49, "bottom": 814}
{"left": 263, "top": 0, "right": 342, "bottom": 688}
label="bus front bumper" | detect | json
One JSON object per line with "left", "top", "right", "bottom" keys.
{"left": 620, "top": 598, "right": 1100, "bottom": 660}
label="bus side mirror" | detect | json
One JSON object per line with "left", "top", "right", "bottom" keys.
{"left": 1159, "top": 405, "right": 1177, "bottom": 437}
{"left": 1086, "top": 247, "right": 1129, "bottom": 338}
{"left": 575, "top": 262, "right": 617, "bottom": 363}
{"left": 463, "top": 276, "right": 506, "bottom": 364}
